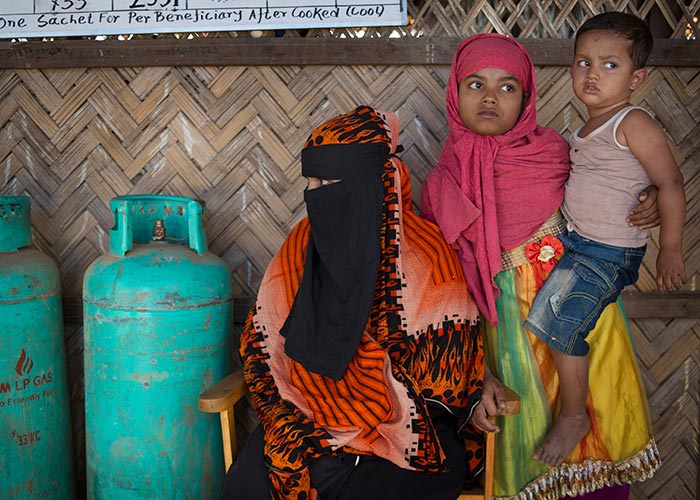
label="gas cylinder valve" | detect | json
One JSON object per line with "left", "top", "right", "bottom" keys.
{"left": 152, "top": 219, "right": 165, "bottom": 241}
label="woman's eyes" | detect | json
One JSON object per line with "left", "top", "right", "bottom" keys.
{"left": 306, "top": 177, "right": 341, "bottom": 190}
{"left": 468, "top": 81, "right": 482, "bottom": 89}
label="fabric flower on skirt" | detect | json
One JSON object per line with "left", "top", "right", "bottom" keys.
{"left": 525, "top": 235, "right": 563, "bottom": 272}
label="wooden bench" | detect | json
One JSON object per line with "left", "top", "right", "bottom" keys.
{"left": 199, "top": 370, "right": 520, "bottom": 500}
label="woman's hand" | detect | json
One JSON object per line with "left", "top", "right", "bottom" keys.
{"left": 627, "top": 185, "right": 660, "bottom": 230}
{"left": 471, "top": 365, "right": 507, "bottom": 433}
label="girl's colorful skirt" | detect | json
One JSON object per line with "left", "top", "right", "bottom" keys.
{"left": 484, "top": 260, "right": 660, "bottom": 499}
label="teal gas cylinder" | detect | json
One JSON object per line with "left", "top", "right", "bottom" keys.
{"left": 83, "top": 195, "right": 232, "bottom": 500}
{"left": 0, "top": 196, "right": 76, "bottom": 499}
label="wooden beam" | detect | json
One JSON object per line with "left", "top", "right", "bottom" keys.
{"left": 0, "top": 37, "right": 697, "bottom": 69}
{"left": 619, "top": 292, "right": 700, "bottom": 319}
{"left": 63, "top": 292, "right": 700, "bottom": 325}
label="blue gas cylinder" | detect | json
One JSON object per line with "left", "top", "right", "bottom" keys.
{"left": 0, "top": 196, "right": 76, "bottom": 499}
{"left": 83, "top": 195, "right": 232, "bottom": 499}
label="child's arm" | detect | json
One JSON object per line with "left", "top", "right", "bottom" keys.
{"left": 619, "top": 109, "right": 686, "bottom": 292}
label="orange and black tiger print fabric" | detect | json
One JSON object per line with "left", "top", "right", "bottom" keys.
{"left": 303, "top": 105, "right": 391, "bottom": 149}
{"left": 239, "top": 106, "right": 484, "bottom": 500}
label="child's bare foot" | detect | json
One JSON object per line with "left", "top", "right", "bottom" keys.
{"left": 533, "top": 413, "right": 590, "bottom": 466}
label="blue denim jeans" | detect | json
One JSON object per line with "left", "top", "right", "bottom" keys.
{"left": 524, "top": 231, "right": 646, "bottom": 356}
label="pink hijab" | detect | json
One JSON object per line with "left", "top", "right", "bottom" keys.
{"left": 421, "top": 34, "right": 570, "bottom": 325}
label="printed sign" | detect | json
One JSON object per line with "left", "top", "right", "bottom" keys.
{"left": 0, "top": 1, "right": 408, "bottom": 39}
{"left": 1, "top": 349, "right": 56, "bottom": 414}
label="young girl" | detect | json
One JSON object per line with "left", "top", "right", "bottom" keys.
{"left": 421, "top": 33, "right": 660, "bottom": 499}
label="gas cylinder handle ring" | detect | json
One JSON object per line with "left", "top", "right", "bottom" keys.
{"left": 109, "top": 195, "right": 208, "bottom": 256}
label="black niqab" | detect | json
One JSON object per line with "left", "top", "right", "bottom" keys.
{"left": 281, "top": 143, "right": 388, "bottom": 380}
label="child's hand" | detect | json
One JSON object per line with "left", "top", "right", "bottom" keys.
{"left": 656, "top": 248, "right": 686, "bottom": 292}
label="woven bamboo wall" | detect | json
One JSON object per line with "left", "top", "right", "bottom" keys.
{"left": 1, "top": 1, "right": 698, "bottom": 498}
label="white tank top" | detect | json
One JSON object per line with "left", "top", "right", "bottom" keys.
{"left": 561, "top": 106, "right": 651, "bottom": 248}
